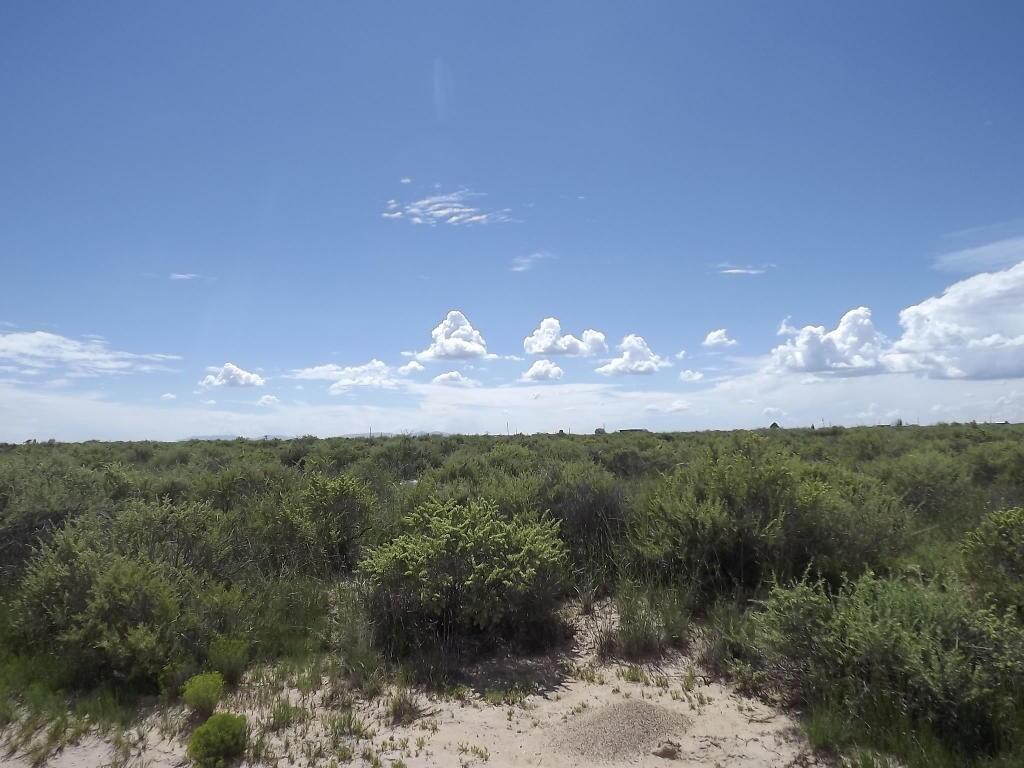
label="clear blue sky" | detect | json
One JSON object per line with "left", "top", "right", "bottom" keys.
{"left": 3, "top": 2, "right": 1024, "bottom": 439}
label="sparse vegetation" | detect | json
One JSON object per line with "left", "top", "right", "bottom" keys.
{"left": 181, "top": 672, "right": 225, "bottom": 718}
{"left": 0, "top": 425, "right": 1022, "bottom": 765}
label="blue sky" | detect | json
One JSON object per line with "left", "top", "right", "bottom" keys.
{"left": 3, "top": 2, "right": 1024, "bottom": 439}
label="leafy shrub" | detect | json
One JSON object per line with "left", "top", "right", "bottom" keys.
{"left": 187, "top": 712, "right": 248, "bottom": 768}
{"left": 627, "top": 439, "right": 909, "bottom": 598}
{"left": 749, "top": 573, "right": 1024, "bottom": 758}
{"left": 962, "top": 507, "right": 1024, "bottom": 614}
{"left": 14, "top": 529, "right": 182, "bottom": 686}
{"left": 261, "top": 473, "right": 376, "bottom": 574}
{"left": 535, "top": 460, "right": 626, "bottom": 578}
{"left": 359, "top": 497, "right": 568, "bottom": 651}
{"left": 182, "top": 672, "right": 225, "bottom": 718}
{"left": 207, "top": 636, "right": 249, "bottom": 686}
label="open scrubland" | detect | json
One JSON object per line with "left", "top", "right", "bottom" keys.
{"left": 0, "top": 424, "right": 1022, "bottom": 767}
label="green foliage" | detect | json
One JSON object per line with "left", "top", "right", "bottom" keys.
{"left": 962, "top": 507, "right": 1024, "bottom": 614}
{"left": 599, "top": 582, "right": 690, "bottom": 660}
{"left": 187, "top": 712, "right": 248, "bottom": 768}
{"left": 182, "top": 672, "right": 225, "bottom": 718}
{"left": 359, "top": 497, "right": 568, "bottom": 650}
{"left": 207, "top": 636, "right": 249, "bottom": 686}
{"left": 627, "top": 438, "right": 909, "bottom": 599}
{"left": 3, "top": 426, "right": 1024, "bottom": 764}
{"left": 749, "top": 573, "right": 1024, "bottom": 760}
{"left": 14, "top": 530, "right": 182, "bottom": 686}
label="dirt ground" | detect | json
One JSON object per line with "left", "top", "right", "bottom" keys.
{"left": 2, "top": 607, "right": 823, "bottom": 768}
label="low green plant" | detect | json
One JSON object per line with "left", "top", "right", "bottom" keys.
{"left": 359, "top": 497, "right": 567, "bottom": 651}
{"left": 187, "top": 712, "right": 248, "bottom": 768}
{"left": 182, "top": 672, "right": 225, "bottom": 718}
{"left": 207, "top": 636, "right": 249, "bottom": 686}
{"left": 962, "top": 507, "right": 1024, "bottom": 614}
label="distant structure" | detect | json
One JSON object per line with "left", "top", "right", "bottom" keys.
{"left": 619, "top": 428, "right": 650, "bottom": 433}
{"left": 769, "top": 422, "right": 781, "bottom": 430}
{"left": 594, "top": 427, "right": 606, "bottom": 435}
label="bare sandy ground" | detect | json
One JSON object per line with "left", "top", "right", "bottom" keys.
{"left": 2, "top": 607, "right": 822, "bottom": 768}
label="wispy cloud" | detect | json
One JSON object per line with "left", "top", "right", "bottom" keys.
{"left": 933, "top": 235, "right": 1024, "bottom": 273}
{"left": 169, "top": 273, "right": 204, "bottom": 281}
{"left": 400, "top": 177, "right": 412, "bottom": 184}
{"left": 511, "top": 252, "right": 553, "bottom": 273}
{"left": 717, "top": 263, "right": 774, "bottom": 276}
{"left": 0, "top": 331, "right": 179, "bottom": 376}
{"left": 382, "top": 188, "right": 512, "bottom": 227}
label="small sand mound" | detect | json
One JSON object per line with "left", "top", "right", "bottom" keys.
{"left": 552, "top": 700, "right": 690, "bottom": 760}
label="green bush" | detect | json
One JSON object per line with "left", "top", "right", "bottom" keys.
{"left": 207, "top": 636, "right": 249, "bottom": 686}
{"left": 14, "top": 529, "right": 182, "bottom": 686}
{"left": 626, "top": 439, "right": 909, "bottom": 599}
{"left": 749, "top": 573, "right": 1024, "bottom": 759}
{"left": 962, "top": 507, "right": 1024, "bottom": 614}
{"left": 359, "top": 497, "right": 568, "bottom": 650}
{"left": 187, "top": 712, "right": 248, "bottom": 768}
{"left": 182, "top": 672, "right": 225, "bottom": 718}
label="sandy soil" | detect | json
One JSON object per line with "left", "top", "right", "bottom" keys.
{"left": 1, "top": 607, "right": 822, "bottom": 768}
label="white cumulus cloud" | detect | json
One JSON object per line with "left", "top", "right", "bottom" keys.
{"left": 520, "top": 360, "right": 564, "bottom": 382}
{"left": 160, "top": 393, "right": 177, "bottom": 401}
{"left": 679, "top": 369, "right": 704, "bottom": 382}
{"left": 288, "top": 360, "right": 399, "bottom": 393}
{"left": 595, "top": 335, "right": 671, "bottom": 376}
{"left": 398, "top": 360, "right": 424, "bottom": 375}
{"left": 257, "top": 395, "right": 280, "bottom": 406}
{"left": 432, "top": 370, "right": 480, "bottom": 386}
{"left": 770, "top": 307, "right": 886, "bottom": 374}
{"left": 416, "top": 310, "right": 490, "bottom": 360}
{"left": 523, "top": 318, "right": 607, "bottom": 357}
{"left": 199, "top": 362, "right": 265, "bottom": 388}
{"left": 702, "top": 329, "right": 737, "bottom": 348}
{"left": 885, "top": 260, "right": 1024, "bottom": 379}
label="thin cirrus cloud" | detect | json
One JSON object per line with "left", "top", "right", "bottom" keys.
{"left": 523, "top": 318, "right": 607, "bottom": 356}
{"left": 717, "top": 263, "right": 774, "bottom": 276}
{"left": 169, "top": 273, "right": 203, "bottom": 281}
{"left": 0, "top": 330, "right": 179, "bottom": 376}
{"left": 382, "top": 188, "right": 511, "bottom": 227}
{"left": 933, "top": 235, "right": 1024, "bottom": 273}
{"left": 199, "top": 362, "right": 265, "bottom": 388}
{"left": 703, "top": 329, "right": 737, "bottom": 348}
{"left": 595, "top": 334, "right": 671, "bottom": 375}
{"left": 511, "top": 252, "right": 553, "bottom": 273}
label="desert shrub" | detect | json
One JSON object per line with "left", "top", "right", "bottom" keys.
{"left": 535, "top": 460, "right": 627, "bottom": 579}
{"left": 962, "top": 507, "right": 1024, "bottom": 614}
{"left": 626, "top": 439, "right": 909, "bottom": 599}
{"left": 14, "top": 530, "right": 182, "bottom": 687}
{"left": 749, "top": 573, "right": 1024, "bottom": 759}
{"left": 869, "top": 449, "right": 974, "bottom": 520}
{"left": 359, "top": 497, "right": 568, "bottom": 652}
{"left": 207, "top": 636, "right": 249, "bottom": 686}
{"left": 182, "top": 672, "right": 225, "bottom": 718}
{"left": 259, "top": 473, "right": 376, "bottom": 574}
{"left": 187, "top": 712, "right": 248, "bottom": 768}
{"left": 599, "top": 582, "right": 690, "bottom": 660}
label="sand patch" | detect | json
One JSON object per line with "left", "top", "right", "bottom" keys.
{"left": 552, "top": 700, "right": 690, "bottom": 761}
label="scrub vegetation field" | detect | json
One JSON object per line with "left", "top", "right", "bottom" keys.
{"left": 1, "top": 424, "right": 1023, "bottom": 767}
